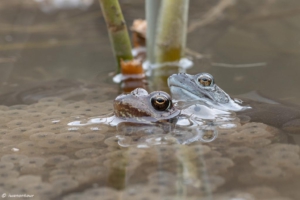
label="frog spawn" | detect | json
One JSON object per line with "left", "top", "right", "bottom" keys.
{"left": 0, "top": 93, "right": 298, "bottom": 200}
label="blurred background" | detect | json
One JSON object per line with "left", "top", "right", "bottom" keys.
{"left": 0, "top": 0, "right": 300, "bottom": 105}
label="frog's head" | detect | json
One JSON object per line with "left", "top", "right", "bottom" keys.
{"left": 168, "top": 73, "right": 249, "bottom": 111}
{"left": 114, "top": 88, "right": 180, "bottom": 122}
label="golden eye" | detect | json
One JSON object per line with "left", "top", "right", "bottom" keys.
{"left": 197, "top": 74, "right": 213, "bottom": 87}
{"left": 151, "top": 95, "right": 171, "bottom": 111}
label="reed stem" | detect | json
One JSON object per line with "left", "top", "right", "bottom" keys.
{"left": 99, "top": 0, "right": 133, "bottom": 72}
{"left": 154, "top": 0, "right": 189, "bottom": 63}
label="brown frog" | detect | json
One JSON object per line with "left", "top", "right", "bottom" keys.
{"left": 113, "top": 88, "right": 180, "bottom": 123}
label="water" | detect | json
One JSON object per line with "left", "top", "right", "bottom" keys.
{"left": 0, "top": 0, "right": 300, "bottom": 199}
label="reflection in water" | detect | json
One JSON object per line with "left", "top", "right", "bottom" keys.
{"left": 0, "top": 85, "right": 297, "bottom": 199}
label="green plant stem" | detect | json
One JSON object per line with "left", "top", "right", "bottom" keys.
{"left": 154, "top": 0, "right": 189, "bottom": 63}
{"left": 99, "top": 0, "right": 133, "bottom": 72}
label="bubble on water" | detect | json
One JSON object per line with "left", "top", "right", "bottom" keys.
{"left": 0, "top": 170, "right": 19, "bottom": 178}
{"left": 67, "top": 140, "right": 92, "bottom": 149}
{"left": 1, "top": 154, "right": 28, "bottom": 164}
{"left": 104, "top": 136, "right": 127, "bottom": 147}
{"left": 237, "top": 115, "right": 251, "bottom": 124}
{"left": 212, "top": 191, "right": 255, "bottom": 200}
{"left": 0, "top": 105, "right": 9, "bottom": 111}
{"left": 239, "top": 128, "right": 272, "bottom": 138}
{"left": 20, "top": 165, "right": 41, "bottom": 175}
{"left": 33, "top": 102, "right": 58, "bottom": 110}
{"left": 83, "top": 187, "right": 119, "bottom": 200}
{"left": 50, "top": 169, "right": 69, "bottom": 177}
{"left": 0, "top": 129, "right": 9, "bottom": 137}
{"left": 73, "top": 158, "right": 95, "bottom": 168}
{"left": 17, "top": 141, "right": 37, "bottom": 149}
{"left": 240, "top": 122, "right": 268, "bottom": 130}
{"left": 206, "top": 157, "right": 234, "bottom": 173}
{"left": 42, "top": 106, "right": 61, "bottom": 114}
{"left": 93, "top": 155, "right": 106, "bottom": 164}
{"left": 217, "top": 130, "right": 237, "bottom": 138}
{"left": 62, "top": 193, "right": 83, "bottom": 200}
{"left": 56, "top": 159, "right": 75, "bottom": 169}
{"left": 0, "top": 162, "right": 14, "bottom": 170}
{"left": 29, "top": 132, "right": 55, "bottom": 141}
{"left": 188, "top": 145, "right": 211, "bottom": 158}
{"left": 0, "top": 140, "right": 14, "bottom": 147}
{"left": 254, "top": 166, "right": 282, "bottom": 179}
{"left": 21, "top": 112, "right": 47, "bottom": 121}
{"left": 5, "top": 110, "right": 28, "bottom": 117}
{"left": 270, "top": 151, "right": 299, "bottom": 165}
{"left": 6, "top": 119, "right": 31, "bottom": 129}
{"left": 250, "top": 158, "right": 277, "bottom": 168}
{"left": 23, "top": 147, "right": 45, "bottom": 157}
{"left": 49, "top": 174, "right": 74, "bottom": 183}
{"left": 52, "top": 109, "right": 73, "bottom": 117}
{"left": 226, "top": 147, "right": 255, "bottom": 158}
{"left": 0, "top": 116, "right": 11, "bottom": 123}
{"left": 64, "top": 102, "right": 86, "bottom": 110}
{"left": 46, "top": 155, "right": 69, "bottom": 165}
{"left": 84, "top": 166, "right": 107, "bottom": 177}
{"left": 142, "top": 184, "right": 175, "bottom": 196}
{"left": 25, "top": 182, "right": 56, "bottom": 196}
{"left": 18, "top": 175, "right": 42, "bottom": 184}
{"left": 206, "top": 175, "right": 226, "bottom": 190}
{"left": 122, "top": 148, "right": 146, "bottom": 159}
{"left": 21, "top": 128, "right": 44, "bottom": 136}
{"left": 247, "top": 138, "right": 271, "bottom": 147}
{"left": 38, "top": 97, "right": 62, "bottom": 103}
{"left": 148, "top": 171, "right": 176, "bottom": 182}
{"left": 19, "top": 157, "right": 46, "bottom": 167}
{"left": 269, "top": 144, "right": 299, "bottom": 153}
{"left": 204, "top": 150, "right": 222, "bottom": 159}
{"left": 55, "top": 132, "right": 81, "bottom": 142}
{"left": 9, "top": 104, "right": 28, "bottom": 110}
{"left": 2, "top": 131, "right": 27, "bottom": 141}
{"left": 105, "top": 150, "right": 124, "bottom": 159}
{"left": 38, "top": 138, "right": 65, "bottom": 148}
{"left": 247, "top": 186, "right": 279, "bottom": 199}
{"left": 229, "top": 132, "right": 253, "bottom": 143}
{"left": 79, "top": 133, "right": 105, "bottom": 143}
{"left": 52, "top": 179, "right": 79, "bottom": 192}
{"left": 43, "top": 124, "right": 65, "bottom": 134}
{"left": 72, "top": 107, "right": 96, "bottom": 117}
{"left": 280, "top": 159, "right": 300, "bottom": 174}
{"left": 92, "top": 101, "right": 114, "bottom": 115}
{"left": 125, "top": 192, "right": 160, "bottom": 200}
{"left": 0, "top": 179, "right": 18, "bottom": 190}
{"left": 75, "top": 148, "right": 102, "bottom": 158}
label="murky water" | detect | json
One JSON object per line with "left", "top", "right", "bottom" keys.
{"left": 1, "top": 0, "right": 300, "bottom": 200}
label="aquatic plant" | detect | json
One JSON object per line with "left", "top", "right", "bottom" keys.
{"left": 98, "top": 0, "right": 133, "bottom": 72}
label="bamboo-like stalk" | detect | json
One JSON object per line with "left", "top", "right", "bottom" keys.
{"left": 146, "top": 0, "right": 161, "bottom": 64}
{"left": 99, "top": 0, "right": 133, "bottom": 72}
{"left": 154, "top": 0, "right": 189, "bottom": 63}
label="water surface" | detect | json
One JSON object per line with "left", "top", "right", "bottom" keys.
{"left": 0, "top": 0, "right": 300, "bottom": 199}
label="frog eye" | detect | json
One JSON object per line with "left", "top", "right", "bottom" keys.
{"left": 151, "top": 95, "right": 171, "bottom": 111}
{"left": 197, "top": 74, "right": 214, "bottom": 87}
